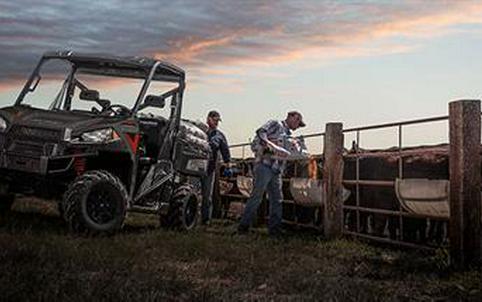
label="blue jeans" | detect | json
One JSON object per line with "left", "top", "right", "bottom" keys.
{"left": 239, "top": 163, "right": 283, "bottom": 234}
{"left": 201, "top": 171, "right": 215, "bottom": 222}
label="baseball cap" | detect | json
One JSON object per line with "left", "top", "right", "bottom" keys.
{"left": 288, "top": 110, "right": 306, "bottom": 127}
{"left": 208, "top": 110, "right": 222, "bottom": 121}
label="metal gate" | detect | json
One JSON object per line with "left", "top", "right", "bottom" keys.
{"left": 220, "top": 115, "right": 451, "bottom": 249}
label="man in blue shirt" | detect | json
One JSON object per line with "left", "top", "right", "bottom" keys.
{"left": 238, "top": 111, "right": 306, "bottom": 236}
{"left": 201, "top": 110, "right": 231, "bottom": 225}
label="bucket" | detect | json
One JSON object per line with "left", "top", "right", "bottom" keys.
{"left": 236, "top": 176, "right": 253, "bottom": 197}
{"left": 395, "top": 178, "right": 449, "bottom": 218}
{"left": 289, "top": 178, "right": 351, "bottom": 207}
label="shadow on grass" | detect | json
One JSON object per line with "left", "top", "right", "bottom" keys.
{"left": 0, "top": 202, "right": 480, "bottom": 301}
{"left": 0, "top": 211, "right": 66, "bottom": 235}
{"left": 0, "top": 209, "right": 163, "bottom": 236}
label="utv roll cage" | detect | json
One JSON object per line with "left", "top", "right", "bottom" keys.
{"left": 15, "top": 50, "right": 185, "bottom": 114}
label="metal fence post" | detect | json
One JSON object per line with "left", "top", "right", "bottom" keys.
{"left": 449, "top": 99, "right": 481, "bottom": 268}
{"left": 323, "top": 122, "right": 344, "bottom": 239}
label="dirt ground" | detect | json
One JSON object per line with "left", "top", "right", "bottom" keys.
{"left": 0, "top": 198, "right": 480, "bottom": 301}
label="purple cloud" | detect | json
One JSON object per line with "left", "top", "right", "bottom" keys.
{"left": 0, "top": 0, "right": 481, "bottom": 89}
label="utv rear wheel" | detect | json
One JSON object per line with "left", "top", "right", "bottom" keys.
{"left": 178, "top": 193, "right": 200, "bottom": 230}
{"left": 160, "top": 185, "right": 199, "bottom": 231}
{"left": 63, "top": 170, "right": 128, "bottom": 235}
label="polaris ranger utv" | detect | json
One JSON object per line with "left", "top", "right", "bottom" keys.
{"left": 0, "top": 51, "right": 211, "bottom": 234}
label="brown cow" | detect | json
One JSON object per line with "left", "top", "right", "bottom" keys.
{"left": 343, "top": 144, "right": 449, "bottom": 244}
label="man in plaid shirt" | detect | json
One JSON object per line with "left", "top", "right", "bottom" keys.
{"left": 238, "top": 111, "right": 306, "bottom": 236}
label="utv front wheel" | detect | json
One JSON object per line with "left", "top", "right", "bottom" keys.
{"left": 63, "top": 170, "right": 128, "bottom": 235}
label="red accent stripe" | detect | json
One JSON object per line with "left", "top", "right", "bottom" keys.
{"left": 122, "top": 120, "right": 136, "bottom": 126}
{"left": 125, "top": 133, "right": 140, "bottom": 154}
{"left": 73, "top": 157, "right": 86, "bottom": 176}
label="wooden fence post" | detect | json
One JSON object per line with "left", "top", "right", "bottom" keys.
{"left": 323, "top": 122, "right": 344, "bottom": 239}
{"left": 449, "top": 99, "right": 481, "bottom": 268}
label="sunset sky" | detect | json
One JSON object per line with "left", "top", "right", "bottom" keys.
{"left": 1, "top": 1, "right": 482, "bottom": 156}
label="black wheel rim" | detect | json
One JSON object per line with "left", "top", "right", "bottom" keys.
{"left": 86, "top": 185, "right": 119, "bottom": 225}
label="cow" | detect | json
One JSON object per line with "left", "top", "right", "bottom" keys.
{"left": 343, "top": 144, "right": 449, "bottom": 244}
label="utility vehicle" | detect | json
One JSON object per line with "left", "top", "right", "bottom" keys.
{"left": 0, "top": 51, "right": 210, "bottom": 234}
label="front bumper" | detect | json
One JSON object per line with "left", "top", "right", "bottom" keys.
{"left": 0, "top": 150, "right": 96, "bottom": 175}
{"left": 0, "top": 151, "right": 47, "bottom": 174}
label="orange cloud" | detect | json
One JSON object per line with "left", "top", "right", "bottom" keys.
{"left": 157, "top": 35, "right": 238, "bottom": 64}
{"left": 0, "top": 78, "right": 25, "bottom": 95}
{"left": 2, "top": 1, "right": 482, "bottom": 93}
{"left": 148, "top": 2, "right": 482, "bottom": 77}
{"left": 368, "top": 3, "right": 482, "bottom": 39}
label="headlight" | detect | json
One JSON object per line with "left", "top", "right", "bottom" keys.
{"left": 78, "top": 128, "right": 120, "bottom": 143}
{"left": 186, "top": 159, "right": 208, "bottom": 173}
{"left": 0, "top": 116, "right": 7, "bottom": 132}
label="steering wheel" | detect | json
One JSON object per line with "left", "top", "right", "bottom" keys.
{"left": 103, "top": 104, "right": 132, "bottom": 116}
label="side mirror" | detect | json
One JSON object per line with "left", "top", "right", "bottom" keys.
{"left": 80, "top": 89, "right": 100, "bottom": 101}
{"left": 97, "top": 99, "right": 111, "bottom": 109}
{"left": 28, "top": 75, "right": 41, "bottom": 92}
{"left": 144, "top": 95, "right": 166, "bottom": 109}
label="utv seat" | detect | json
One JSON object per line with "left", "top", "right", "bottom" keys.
{"left": 139, "top": 116, "right": 168, "bottom": 159}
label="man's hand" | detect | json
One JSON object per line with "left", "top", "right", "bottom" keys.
{"left": 223, "top": 167, "right": 234, "bottom": 177}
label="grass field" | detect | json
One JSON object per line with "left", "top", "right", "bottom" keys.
{"left": 0, "top": 198, "right": 480, "bottom": 301}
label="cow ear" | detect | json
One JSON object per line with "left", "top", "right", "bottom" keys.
{"left": 350, "top": 140, "right": 358, "bottom": 152}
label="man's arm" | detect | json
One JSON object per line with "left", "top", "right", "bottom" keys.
{"left": 209, "top": 136, "right": 220, "bottom": 151}
{"left": 255, "top": 120, "right": 278, "bottom": 146}
{"left": 209, "top": 130, "right": 231, "bottom": 162}
{"left": 218, "top": 132, "right": 231, "bottom": 163}
{"left": 255, "top": 120, "right": 291, "bottom": 157}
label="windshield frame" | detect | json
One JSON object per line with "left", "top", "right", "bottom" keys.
{"left": 15, "top": 57, "right": 184, "bottom": 117}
